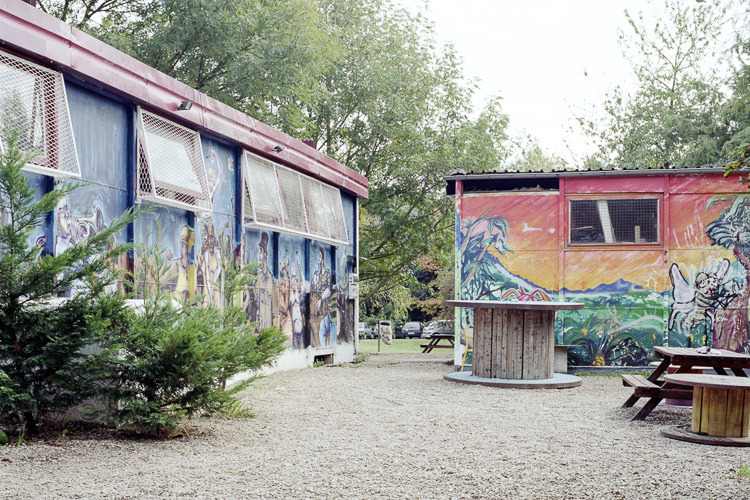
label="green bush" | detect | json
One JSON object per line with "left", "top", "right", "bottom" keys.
{"left": 94, "top": 234, "right": 287, "bottom": 436}
{"left": 0, "top": 129, "right": 137, "bottom": 435}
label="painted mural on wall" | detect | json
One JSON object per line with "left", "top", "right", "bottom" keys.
{"left": 667, "top": 194, "right": 750, "bottom": 353}
{"left": 456, "top": 195, "right": 658, "bottom": 367}
{"left": 457, "top": 181, "right": 750, "bottom": 367}
{"left": 195, "top": 144, "right": 234, "bottom": 307}
{"left": 309, "top": 245, "right": 335, "bottom": 347}
{"left": 277, "top": 234, "right": 309, "bottom": 348}
{"left": 55, "top": 184, "right": 129, "bottom": 295}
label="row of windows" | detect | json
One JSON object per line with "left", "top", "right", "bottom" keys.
{"left": 0, "top": 50, "right": 349, "bottom": 246}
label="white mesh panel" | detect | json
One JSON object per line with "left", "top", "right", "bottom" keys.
{"left": 244, "top": 152, "right": 283, "bottom": 225}
{"left": 300, "top": 175, "right": 328, "bottom": 238}
{"left": 136, "top": 109, "right": 211, "bottom": 212}
{"left": 0, "top": 50, "right": 80, "bottom": 178}
{"left": 242, "top": 150, "right": 349, "bottom": 246}
{"left": 243, "top": 175, "right": 255, "bottom": 224}
{"left": 276, "top": 166, "right": 308, "bottom": 233}
{"left": 320, "top": 183, "right": 347, "bottom": 241}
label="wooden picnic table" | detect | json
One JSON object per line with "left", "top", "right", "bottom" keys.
{"left": 660, "top": 373, "right": 750, "bottom": 446}
{"left": 445, "top": 300, "right": 583, "bottom": 380}
{"left": 421, "top": 333, "right": 454, "bottom": 353}
{"left": 622, "top": 346, "right": 750, "bottom": 421}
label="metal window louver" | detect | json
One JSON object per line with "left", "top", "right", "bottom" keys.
{"left": 275, "top": 166, "right": 308, "bottom": 233}
{"left": 320, "top": 183, "right": 347, "bottom": 241}
{"left": 243, "top": 150, "right": 348, "bottom": 246}
{"left": 0, "top": 50, "right": 80, "bottom": 178}
{"left": 136, "top": 108, "right": 212, "bottom": 213}
{"left": 299, "top": 174, "right": 329, "bottom": 237}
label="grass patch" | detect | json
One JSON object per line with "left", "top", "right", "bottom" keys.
{"left": 739, "top": 462, "right": 750, "bottom": 479}
{"left": 358, "top": 338, "right": 428, "bottom": 354}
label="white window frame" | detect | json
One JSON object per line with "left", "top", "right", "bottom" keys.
{"left": 242, "top": 150, "right": 349, "bottom": 246}
{"left": 135, "top": 108, "right": 212, "bottom": 213}
{"left": 0, "top": 50, "right": 81, "bottom": 179}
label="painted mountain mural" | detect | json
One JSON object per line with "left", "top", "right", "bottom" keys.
{"left": 454, "top": 175, "right": 750, "bottom": 367}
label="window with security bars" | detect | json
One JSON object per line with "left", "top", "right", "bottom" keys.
{"left": 569, "top": 198, "right": 659, "bottom": 245}
{"left": 0, "top": 50, "right": 80, "bottom": 178}
{"left": 243, "top": 150, "right": 349, "bottom": 245}
{"left": 136, "top": 108, "right": 212, "bottom": 212}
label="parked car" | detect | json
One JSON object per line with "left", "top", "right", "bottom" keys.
{"left": 401, "top": 321, "right": 422, "bottom": 339}
{"left": 433, "top": 320, "right": 453, "bottom": 336}
{"left": 421, "top": 321, "right": 438, "bottom": 339}
{"left": 392, "top": 323, "right": 403, "bottom": 338}
{"left": 358, "top": 322, "right": 373, "bottom": 340}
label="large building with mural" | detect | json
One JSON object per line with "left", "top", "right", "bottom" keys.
{"left": 0, "top": 1, "right": 367, "bottom": 371}
{"left": 447, "top": 169, "right": 750, "bottom": 368}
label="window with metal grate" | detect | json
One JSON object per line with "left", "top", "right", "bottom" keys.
{"left": 569, "top": 197, "right": 660, "bottom": 245}
{"left": 0, "top": 50, "right": 80, "bottom": 179}
{"left": 243, "top": 150, "right": 348, "bottom": 246}
{"left": 136, "top": 108, "right": 212, "bottom": 213}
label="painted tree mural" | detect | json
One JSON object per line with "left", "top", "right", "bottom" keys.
{"left": 705, "top": 195, "right": 750, "bottom": 353}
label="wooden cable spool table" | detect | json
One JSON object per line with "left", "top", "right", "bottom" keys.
{"left": 444, "top": 300, "right": 584, "bottom": 388}
{"left": 660, "top": 373, "right": 750, "bottom": 446}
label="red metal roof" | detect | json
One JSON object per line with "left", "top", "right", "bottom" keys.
{"left": 0, "top": 0, "right": 368, "bottom": 199}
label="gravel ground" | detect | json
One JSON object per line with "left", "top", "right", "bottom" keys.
{"left": 2, "top": 352, "right": 750, "bottom": 500}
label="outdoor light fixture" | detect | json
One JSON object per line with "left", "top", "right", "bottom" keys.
{"left": 177, "top": 100, "right": 193, "bottom": 111}
{"left": 272, "top": 145, "right": 284, "bottom": 153}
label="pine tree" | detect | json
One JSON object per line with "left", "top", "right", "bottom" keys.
{"left": 0, "top": 127, "right": 137, "bottom": 435}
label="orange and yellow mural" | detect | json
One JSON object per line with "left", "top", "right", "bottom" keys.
{"left": 454, "top": 173, "right": 750, "bottom": 366}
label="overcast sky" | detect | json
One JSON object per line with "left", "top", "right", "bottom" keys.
{"left": 399, "top": 0, "right": 657, "bottom": 164}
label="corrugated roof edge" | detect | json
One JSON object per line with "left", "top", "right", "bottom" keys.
{"left": 0, "top": 0, "right": 368, "bottom": 199}
{"left": 446, "top": 166, "right": 732, "bottom": 180}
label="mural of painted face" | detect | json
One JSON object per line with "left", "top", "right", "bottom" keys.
{"left": 56, "top": 196, "right": 72, "bottom": 239}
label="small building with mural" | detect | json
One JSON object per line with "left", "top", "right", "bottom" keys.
{"left": 447, "top": 169, "right": 750, "bottom": 368}
{"left": 0, "top": 1, "right": 367, "bottom": 371}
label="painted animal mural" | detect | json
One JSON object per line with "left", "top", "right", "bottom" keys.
{"left": 668, "top": 259, "right": 742, "bottom": 346}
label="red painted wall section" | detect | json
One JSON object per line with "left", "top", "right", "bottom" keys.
{"left": 0, "top": 0, "right": 368, "bottom": 199}
{"left": 669, "top": 172, "right": 747, "bottom": 194}
{"left": 565, "top": 175, "right": 664, "bottom": 194}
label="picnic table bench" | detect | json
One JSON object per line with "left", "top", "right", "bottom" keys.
{"left": 622, "top": 346, "right": 750, "bottom": 421}
{"left": 421, "top": 333, "right": 454, "bottom": 353}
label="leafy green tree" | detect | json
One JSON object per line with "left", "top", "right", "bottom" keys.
{"left": 509, "top": 133, "right": 568, "bottom": 172}
{"left": 53, "top": 0, "right": 512, "bottom": 319}
{"left": 307, "top": 0, "right": 510, "bottom": 307}
{"left": 36, "top": 0, "right": 148, "bottom": 30}
{"left": 94, "top": 0, "right": 336, "bottom": 135}
{"left": 723, "top": 2, "right": 750, "bottom": 177}
{"left": 0, "top": 129, "right": 137, "bottom": 435}
{"left": 577, "top": 0, "right": 728, "bottom": 170}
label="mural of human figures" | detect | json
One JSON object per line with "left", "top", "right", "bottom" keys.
{"left": 163, "top": 225, "right": 195, "bottom": 303}
{"left": 54, "top": 189, "right": 128, "bottom": 295}
{"left": 254, "top": 232, "right": 277, "bottom": 331}
{"left": 309, "top": 246, "right": 335, "bottom": 347}
{"left": 196, "top": 215, "right": 224, "bottom": 306}
{"left": 336, "top": 253, "right": 354, "bottom": 344}
{"left": 277, "top": 256, "right": 309, "bottom": 348}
